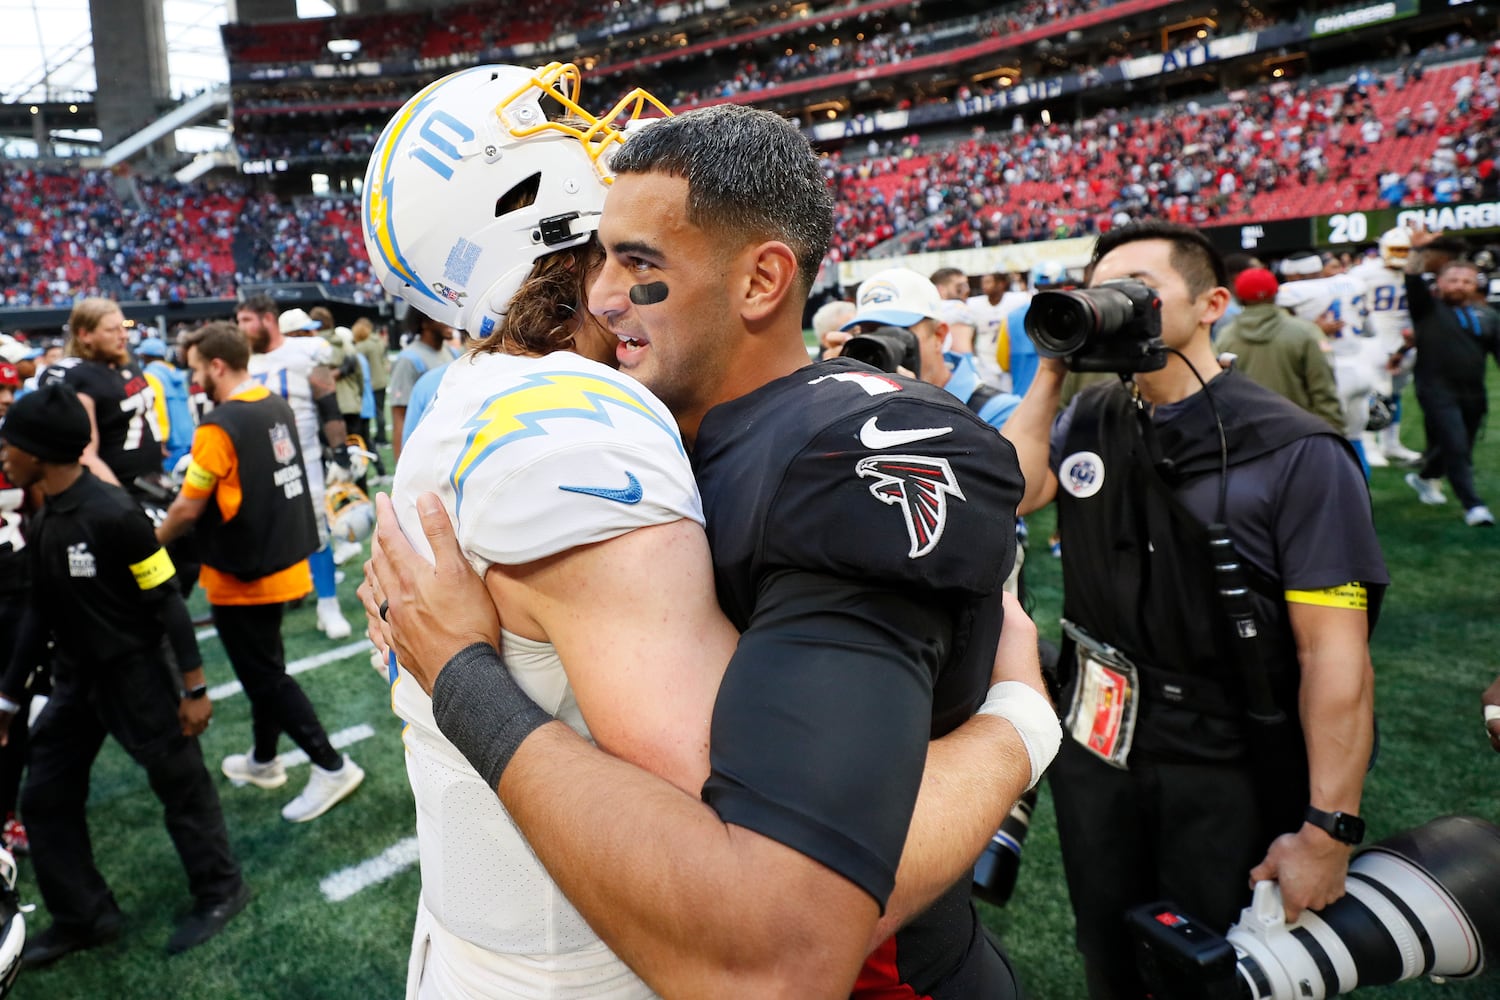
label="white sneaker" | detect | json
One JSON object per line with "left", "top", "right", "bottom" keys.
{"left": 222, "top": 750, "right": 287, "bottom": 789}
{"left": 332, "top": 539, "right": 363, "bottom": 566}
{"left": 317, "top": 601, "right": 353, "bottom": 640}
{"left": 1362, "top": 433, "right": 1389, "bottom": 467}
{"left": 1465, "top": 505, "right": 1496, "bottom": 527}
{"left": 1405, "top": 472, "right": 1448, "bottom": 505}
{"left": 282, "top": 756, "right": 365, "bottom": 823}
{"left": 1383, "top": 443, "right": 1424, "bottom": 465}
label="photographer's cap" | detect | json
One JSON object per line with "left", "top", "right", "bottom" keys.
{"left": 842, "top": 269, "right": 946, "bottom": 330}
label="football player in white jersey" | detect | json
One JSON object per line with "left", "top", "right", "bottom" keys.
{"left": 234, "top": 296, "right": 354, "bottom": 639}
{"left": 967, "top": 272, "right": 1031, "bottom": 390}
{"left": 361, "top": 64, "right": 1046, "bottom": 999}
{"left": 1349, "top": 229, "right": 1424, "bottom": 463}
{"left": 1276, "top": 254, "right": 1385, "bottom": 475}
{"left": 362, "top": 64, "right": 732, "bottom": 998}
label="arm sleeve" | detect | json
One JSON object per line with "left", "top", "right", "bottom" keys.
{"left": 701, "top": 569, "right": 953, "bottom": 909}
{"left": 180, "top": 425, "right": 234, "bottom": 500}
{"left": 154, "top": 585, "right": 203, "bottom": 674}
{"left": 1404, "top": 273, "right": 1435, "bottom": 324}
{"left": 0, "top": 604, "right": 47, "bottom": 701}
{"left": 388, "top": 359, "right": 418, "bottom": 406}
{"left": 1271, "top": 436, "right": 1390, "bottom": 591}
{"left": 458, "top": 439, "right": 702, "bottom": 568}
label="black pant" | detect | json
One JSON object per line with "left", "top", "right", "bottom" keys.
{"left": 1416, "top": 382, "right": 1488, "bottom": 510}
{"left": 0, "top": 593, "right": 30, "bottom": 818}
{"left": 1049, "top": 738, "right": 1265, "bottom": 1000}
{"left": 372, "top": 388, "right": 388, "bottom": 444}
{"left": 210, "top": 602, "right": 339, "bottom": 770}
{"left": 23, "top": 655, "right": 242, "bottom": 930}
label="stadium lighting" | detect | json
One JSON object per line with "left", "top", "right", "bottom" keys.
{"left": 69, "top": 104, "right": 78, "bottom": 113}
{"left": 327, "top": 38, "right": 362, "bottom": 56}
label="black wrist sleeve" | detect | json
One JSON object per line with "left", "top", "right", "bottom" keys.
{"left": 430, "top": 642, "right": 552, "bottom": 789}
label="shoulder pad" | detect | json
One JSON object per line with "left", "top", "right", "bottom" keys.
{"left": 764, "top": 388, "right": 1022, "bottom": 596}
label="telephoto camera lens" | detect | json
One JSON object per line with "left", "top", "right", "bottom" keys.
{"left": 972, "top": 788, "right": 1038, "bottom": 907}
{"left": 1129, "top": 815, "right": 1500, "bottom": 1000}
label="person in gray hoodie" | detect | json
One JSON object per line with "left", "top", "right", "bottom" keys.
{"left": 1215, "top": 267, "right": 1344, "bottom": 432}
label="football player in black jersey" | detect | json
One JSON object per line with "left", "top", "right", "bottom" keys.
{"left": 368, "top": 104, "right": 1052, "bottom": 998}
{"left": 39, "top": 299, "right": 164, "bottom": 492}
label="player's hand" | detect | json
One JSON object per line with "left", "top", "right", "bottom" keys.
{"left": 365, "top": 492, "right": 499, "bottom": 696}
{"left": 179, "top": 694, "right": 212, "bottom": 738}
{"left": 1315, "top": 312, "right": 1343, "bottom": 336}
{"left": 991, "top": 591, "right": 1048, "bottom": 704}
{"left": 1482, "top": 674, "right": 1500, "bottom": 753}
{"left": 1248, "top": 824, "right": 1352, "bottom": 922}
{"left": 1407, "top": 219, "right": 1442, "bottom": 249}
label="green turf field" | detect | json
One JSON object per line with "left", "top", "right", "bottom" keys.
{"left": 13, "top": 375, "right": 1500, "bottom": 1000}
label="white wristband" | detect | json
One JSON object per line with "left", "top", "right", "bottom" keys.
{"left": 1484, "top": 704, "right": 1500, "bottom": 724}
{"left": 976, "top": 681, "right": 1062, "bottom": 792}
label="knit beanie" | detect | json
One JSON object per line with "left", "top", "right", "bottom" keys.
{"left": 0, "top": 383, "right": 91, "bottom": 464}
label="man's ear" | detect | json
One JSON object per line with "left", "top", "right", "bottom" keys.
{"left": 740, "top": 241, "right": 800, "bottom": 323}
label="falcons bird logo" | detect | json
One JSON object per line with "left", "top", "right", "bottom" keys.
{"left": 855, "top": 455, "right": 967, "bottom": 559}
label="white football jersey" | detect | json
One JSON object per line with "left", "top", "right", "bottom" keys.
{"left": 968, "top": 291, "right": 1031, "bottom": 386}
{"left": 390, "top": 350, "right": 698, "bottom": 971}
{"left": 1275, "top": 275, "right": 1367, "bottom": 338}
{"left": 1349, "top": 258, "right": 1411, "bottom": 352}
{"left": 249, "top": 337, "right": 333, "bottom": 501}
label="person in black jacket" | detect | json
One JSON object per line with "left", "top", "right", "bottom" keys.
{"left": 0, "top": 383, "right": 247, "bottom": 966}
{"left": 1399, "top": 221, "right": 1500, "bottom": 526}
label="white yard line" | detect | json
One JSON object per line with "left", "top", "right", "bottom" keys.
{"left": 207, "top": 639, "right": 372, "bottom": 700}
{"left": 195, "top": 626, "right": 218, "bottom": 641}
{"left": 320, "top": 837, "right": 421, "bottom": 903}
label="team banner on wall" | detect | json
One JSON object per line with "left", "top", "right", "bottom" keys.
{"left": 1315, "top": 202, "right": 1500, "bottom": 246}
{"left": 1310, "top": 0, "right": 1420, "bottom": 37}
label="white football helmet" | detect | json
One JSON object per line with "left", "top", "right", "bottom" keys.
{"left": 1030, "top": 260, "right": 1068, "bottom": 289}
{"left": 326, "top": 481, "right": 376, "bottom": 543}
{"left": 362, "top": 62, "right": 671, "bottom": 334}
{"left": 1378, "top": 227, "right": 1413, "bottom": 269}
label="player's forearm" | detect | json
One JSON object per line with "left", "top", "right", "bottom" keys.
{"left": 81, "top": 450, "right": 121, "bottom": 486}
{"left": 875, "top": 713, "right": 1031, "bottom": 944}
{"left": 157, "top": 493, "right": 205, "bottom": 545}
{"left": 1296, "top": 631, "right": 1373, "bottom": 815}
{"left": 499, "top": 724, "right": 871, "bottom": 998}
{"left": 1000, "top": 364, "right": 1064, "bottom": 515}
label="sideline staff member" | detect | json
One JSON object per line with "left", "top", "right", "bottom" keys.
{"left": 1003, "top": 221, "right": 1387, "bottom": 1000}
{"left": 0, "top": 383, "right": 247, "bottom": 964}
{"left": 157, "top": 323, "right": 364, "bottom": 824}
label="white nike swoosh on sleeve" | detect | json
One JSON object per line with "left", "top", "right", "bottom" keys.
{"left": 858, "top": 417, "right": 954, "bottom": 449}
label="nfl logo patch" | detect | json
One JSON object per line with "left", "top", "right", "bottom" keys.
{"left": 270, "top": 423, "right": 297, "bottom": 465}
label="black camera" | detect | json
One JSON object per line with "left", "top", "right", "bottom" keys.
{"left": 842, "top": 325, "right": 921, "bottom": 377}
{"left": 1024, "top": 278, "right": 1166, "bottom": 374}
{"left": 1128, "top": 815, "right": 1500, "bottom": 1000}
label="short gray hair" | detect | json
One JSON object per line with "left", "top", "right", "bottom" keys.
{"left": 811, "top": 299, "right": 856, "bottom": 336}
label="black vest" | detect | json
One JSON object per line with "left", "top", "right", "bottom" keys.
{"left": 1055, "top": 372, "right": 1344, "bottom": 768}
{"left": 198, "top": 392, "right": 318, "bottom": 582}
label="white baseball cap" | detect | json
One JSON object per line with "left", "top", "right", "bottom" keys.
{"left": 278, "top": 308, "right": 322, "bottom": 334}
{"left": 842, "top": 269, "right": 946, "bottom": 330}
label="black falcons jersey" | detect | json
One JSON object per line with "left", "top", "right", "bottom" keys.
{"left": 41, "top": 357, "right": 162, "bottom": 485}
{"left": 692, "top": 357, "right": 1025, "bottom": 998}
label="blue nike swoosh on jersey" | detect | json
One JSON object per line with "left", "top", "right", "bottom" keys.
{"left": 558, "top": 472, "right": 644, "bottom": 505}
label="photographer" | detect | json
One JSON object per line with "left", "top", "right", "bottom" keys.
{"left": 841, "top": 268, "right": 1021, "bottom": 429}
{"left": 1002, "top": 221, "right": 1387, "bottom": 1000}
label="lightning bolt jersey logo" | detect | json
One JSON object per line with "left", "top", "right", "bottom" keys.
{"left": 855, "top": 455, "right": 967, "bottom": 559}
{"left": 449, "top": 371, "right": 681, "bottom": 513}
